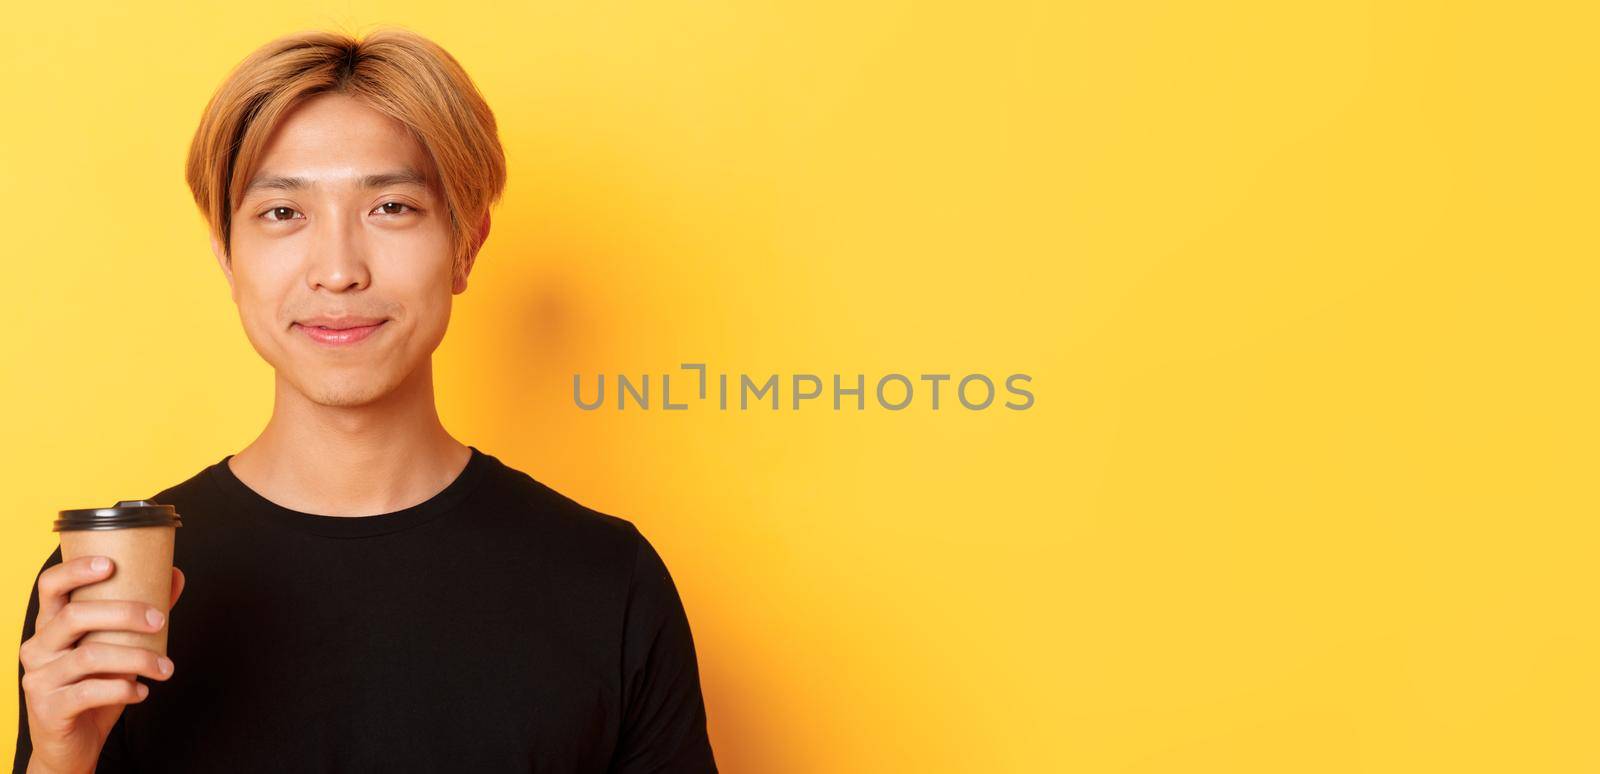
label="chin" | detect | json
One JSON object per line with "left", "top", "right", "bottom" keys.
{"left": 295, "top": 375, "right": 396, "bottom": 408}
{"left": 309, "top": 388, "right": 386, "bottom": 408}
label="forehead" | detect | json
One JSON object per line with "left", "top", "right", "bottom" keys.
{"left": 247, "top": 92, "right": 435, "bottom": 189}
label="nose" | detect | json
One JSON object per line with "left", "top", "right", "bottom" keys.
{"left": 304, "top": 209, "right": 372, "bottom": 293}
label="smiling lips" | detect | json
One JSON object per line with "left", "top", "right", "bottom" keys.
{"left": 292, "top": 317, "right": 388, "bottom": 346}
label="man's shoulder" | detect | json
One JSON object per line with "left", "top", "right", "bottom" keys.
{"left": 147, "top": 455, "right": 226, "bottom": 513}
{"left": 477, "top": 451, "right": 642, "bottom": 544}
{"left": 457, "top": 452, "right": 652, "bottom": 585}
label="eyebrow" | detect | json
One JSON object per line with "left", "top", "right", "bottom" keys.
{"left": 244, "top": 167, "right": 430, "bottom": 194}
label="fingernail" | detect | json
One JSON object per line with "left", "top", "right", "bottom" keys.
{"left": 158, "top": 657, "right": 174, "bottom": 675}
{"left": 146, "top": 609, "right": 165, "bottom": 628}
{"left": 91, "top": 556, "right": 109, "bottom": 572}
{"left": 137, "top": 682, "right": 149, "bottom": 698}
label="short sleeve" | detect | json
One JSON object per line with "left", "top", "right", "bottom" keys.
{"left": 13, "top": 545, "right": 132, "bottom": 774}
{"left": 610, "top": 526, "right": 718, "bottom": 773}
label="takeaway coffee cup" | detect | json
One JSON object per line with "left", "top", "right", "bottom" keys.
{"left": 54, "top": 500, "right": 182, "bottom": 657}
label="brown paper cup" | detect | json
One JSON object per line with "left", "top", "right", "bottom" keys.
{"left": 55, "top": 500, "right": 181, "bottom": 658}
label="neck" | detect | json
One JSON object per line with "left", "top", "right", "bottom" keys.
{"left": 227, "top": 359, "right": 472, "bottom": 517}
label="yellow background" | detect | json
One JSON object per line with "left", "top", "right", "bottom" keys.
{"left": 2, "top": 1, "right": 1595, "bottom": 771}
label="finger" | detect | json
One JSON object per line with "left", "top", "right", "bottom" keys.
{"left": 169, "top": 567, "right": 186, "bottom": 609}
{"left": 28, "top": 600, "right": 166, "bottom": 661}
{"left": 26, "top": 642, "right": 173, "bottom": 696}
{"left": 39, "top": 676, "right": 148, "bottom": 720}
{"left": 35, "top": 556, "right": 115, "bottom": 629}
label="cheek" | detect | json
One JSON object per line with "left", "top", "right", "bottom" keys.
{"left": 234, "top": 286, "right": 283, "bottom": 350}
{"left": 400, "top": 277, "right": 454, "bottom": 343}
{"left": 376, "top": 239, "right": 456, "bottom": 329}
{"left": 230, "top": 262, "right": 293, "bottom": 334}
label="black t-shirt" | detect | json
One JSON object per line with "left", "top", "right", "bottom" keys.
{"left": 12, "top": 447, "right": 718, "bottom": 773}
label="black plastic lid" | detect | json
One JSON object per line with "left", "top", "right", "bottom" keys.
{"left": 55, "top": 500, "right": 183, "bottom": 532}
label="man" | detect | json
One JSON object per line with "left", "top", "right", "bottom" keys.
{"left": 13, "top": 27, "right": 717, "bottom": 773}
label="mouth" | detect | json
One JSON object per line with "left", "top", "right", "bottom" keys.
{"left": 291, "top": 319, "right": 388, "bottom": 346}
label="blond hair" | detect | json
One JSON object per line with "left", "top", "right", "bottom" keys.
{"left": 185, "top": 27, "right": 506, "bottom": 275}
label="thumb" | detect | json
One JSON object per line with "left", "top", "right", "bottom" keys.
{"left": 169, "top": 566, "right": 186, "bottom": 608}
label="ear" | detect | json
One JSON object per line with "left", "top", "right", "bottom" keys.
{"left": 452, "top": 210, "right": 491, "bottom": 295}
{"left": 211, "top": 233, "right": 238, "bottom": 302}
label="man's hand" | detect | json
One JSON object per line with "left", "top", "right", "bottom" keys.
{"left": 19, "top": 557, "right": 185, "bottom": 774}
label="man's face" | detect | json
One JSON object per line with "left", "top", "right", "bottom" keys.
{"left": 216, "top": 92, "right": 467, "bottom": 408}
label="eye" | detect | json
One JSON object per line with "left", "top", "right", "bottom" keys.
{"left": 374, "top": 201, "right": 417, "bottom": 216}
{"left": 261, "top": 206, "right": 303, "bottom": 222}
